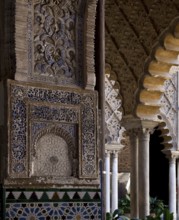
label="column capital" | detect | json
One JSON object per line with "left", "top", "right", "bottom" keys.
{"left": 105, "top": 144, "right": 124, "bottom": 153}
{"left": 163, "top": 150, "right": 179, "bottom": 161}
{"left": 111, "top": 151, "right": 119, "bottom": 158}
{"left": 105, "top": 150, "right": 111, "bottom": 156}
{"left": 122, "top": 115, "right": 159, "bottom": 135}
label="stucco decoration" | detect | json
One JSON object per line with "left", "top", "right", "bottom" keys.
{"left": 105, "top": 0, "right": 179, "bottom": 115}
{"left": 7, "top": 80, "right": 99, "bottom": 186}
{"left": 105, "top": 64, "right": 125, "bottom": 145}
{"left": 84, "top": 0, "right": 98, "bottom": 90}
{"left": 15, "top": 0, "right": 97, "bottom": 89}
{"left": 159, "top": 72, "right": 178, "bottom": 148}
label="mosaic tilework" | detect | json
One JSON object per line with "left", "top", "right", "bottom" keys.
{"left": 5, "top": 189, "right": 101, "bottom": 219}
{"left": 6, "top": 202, "right": 101, "bottom": 219}
{"left": 6, "top": 190, "right": 101, "bottom": 202}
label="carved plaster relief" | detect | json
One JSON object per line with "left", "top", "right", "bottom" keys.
{"left": 33, "top": 0, "right": 77, "bottom": 84}
{"left": 15, "top": 0, "right": 98, "bottom": 89}
{"left": 105, "top": 71, "right": 124, "bottom": 145}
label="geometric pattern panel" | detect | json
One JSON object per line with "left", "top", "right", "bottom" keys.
{"left": 5, "top": 189, "right": 101, "bottom": 202}
{"left": 105, "top": 74, "right": 124, "bottom": 145}
{"left": 5, "top": 189, "right": 101, "bottom": 220}
{"left": 160, "top": 73, "right": 178, "bottom": 139}
{"left": 7, "top": 80, "right": 98, "bottom": 185}
{"left": 6, "top": 202, "right": 101, "bottom": 220}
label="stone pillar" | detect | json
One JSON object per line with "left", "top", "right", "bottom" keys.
{"left": 105, "top": 151, "right": 111, "bottom": 213}
{"left": 169, "top": 156, "right": 176, "bottom": 219}
{"left": 138, "top": 128, "right": 151, "bottom": 219}
{"left": 128, "top": 129, "right": 139, "bottom": 219}
{"left": 111, "top": 151, "right": 118, "bottom": 212}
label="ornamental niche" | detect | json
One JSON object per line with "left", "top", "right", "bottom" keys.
{"left": 7, "top": 80, "right": 98, "bottom": 185}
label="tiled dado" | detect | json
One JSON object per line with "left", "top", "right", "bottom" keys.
{"left": 5, "top": 189, "right": 101, "bottom": 219}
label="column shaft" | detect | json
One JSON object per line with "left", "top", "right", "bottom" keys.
{"left": 169, "top": 157, "right": 176, "bottom": 219}
{"left": 105, "top": 152, "right": 110, "bottom": 213}
{"left": 129, "top": 132, "right": 139, "bottom": 218}
{"left": 139, "top": 129, "right": 150, "bottom": 219}
{"left": 177, "top": 160, "right": 179, "bottom": 220}
{"left": 112, "top": 152, "right": 118, "bottom": 212}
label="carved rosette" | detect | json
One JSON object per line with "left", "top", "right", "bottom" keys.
{"left": 8, "top": 80, "right": 98, "bottom": 184}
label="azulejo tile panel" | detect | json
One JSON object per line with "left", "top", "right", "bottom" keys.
{"left": 6, "top": 202, "right": 101, "bottom": 219}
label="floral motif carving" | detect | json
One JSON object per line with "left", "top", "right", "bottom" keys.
{"left": 33, "top": 0, "right": 77, "bottom": 82}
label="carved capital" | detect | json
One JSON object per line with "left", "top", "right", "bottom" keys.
{"left": 162, "top": 150, "right": 179, "bottom": 161}
{"left": 111, "top": 150, "right": 119, "bottom": 158}
{"left": 105, "top": 150, "right": 111, "bottom": 157}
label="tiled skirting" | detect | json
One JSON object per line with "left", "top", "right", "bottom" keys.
{"left": 5, "top": 189, "right": 101, "bottom": 220}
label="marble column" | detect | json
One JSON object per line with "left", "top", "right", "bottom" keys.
{"left": 111, "top": 151, "right": 118, "bottom": 212}
{"left": 105, "top": 151, "right": 111, "bottom": 213}
{"left": 177, "top": 160, "right": 179, "bottom": 220}
{"left": 169, "top": 156, "right": 176, "bottom": 219}
{"left": 138, "top": 128, "right": 150, "bottom": 219}
{"left": 129, "top": 129, "right": 139, "bottom": 219}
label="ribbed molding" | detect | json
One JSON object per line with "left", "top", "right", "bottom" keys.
{"left": 85, "top": 0, "right": 98, "bottom": 90}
